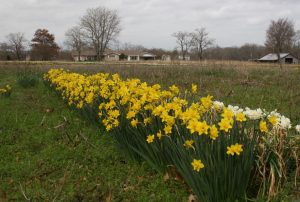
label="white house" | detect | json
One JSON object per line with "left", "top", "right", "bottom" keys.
{"left": 122, "top": 50, "right": 156, "bottom": 61}
{"left": 162, "top": 54, "right": 171, "bottom": 61}
{"left": 178, "top": 55, "right": 191, "bottom": 61}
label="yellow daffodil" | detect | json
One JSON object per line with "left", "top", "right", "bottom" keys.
{"left": 236, "top": 112, "right": 246, "bottom": 122}
{"left": 200, "top": 95, "right": 213, "bottom": 109}
{"left": 227, "top": 143, "right": 243, "bottom": 156}
{"left": 209, "top": 125, "right": 219, "bottom": 140}
{"left": 146, "top": 134, "right": 155, "bottom": 143}
{"left": 222, "top": 108, "right": 234, "bottom": 119}
{"left": 131, "top": 119, "right": 138, "bottom": 128}
{"left": 184, "top": 139, "right": 194, "bottom": 149}
{"left": 218, "top": 118, "right": 233, "bottom": 132}
{"left": 191, "top": 84, "right": 197, "bottom": 94}
{"left": 156, "top": 131, "right": 162, "bottom": 140}
{"left": 164, "top": 125, "right": 172, "bottom": 135}
{"left": 259, "top": 121, "right": 268, "bottom": 133}
{"left": 191, "top": 159, "right": 204, "bottom": 172}
{"left": 143, "top": 117, "right": 152, "bottom": 125}
{"left": 268, "top": 116, "right": 278, "bottom": 126}
{"left": 126, "top": 110, "right": 136, "bottom": 119}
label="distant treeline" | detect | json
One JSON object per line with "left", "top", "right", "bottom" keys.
{"left": 1, "top": 43, "right": 300, "bottom": 61}
{"left": 147, "top": 43, "right": 300, "bottom": 61}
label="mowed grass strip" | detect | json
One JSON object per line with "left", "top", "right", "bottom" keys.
{"left": 0, "top": 68, "right": 188, "bottom": 201}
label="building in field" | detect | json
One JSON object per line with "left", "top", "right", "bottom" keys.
{"left": 162, "top": 54, "right": 171, "bottom": 61}
{"left": 178, "top": 55, "right": 191, "bottom": 61}
{"left": 121, "top": 50, "right": 156, "bottom": 61}
{"left": 72, "top": 49, "right": 120, "bottom": 61}
{"left": 105, "top": 52, "right": 121, "bottom": 61}
{"left": 258, "top": 53, "right": 298, "bottom": 64}
{"left": 72, "top": 49, "right": 156, "bottom": 62}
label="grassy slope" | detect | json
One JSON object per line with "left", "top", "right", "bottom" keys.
{"left": 0, "top": 68, "right": 188, "bottom": 201}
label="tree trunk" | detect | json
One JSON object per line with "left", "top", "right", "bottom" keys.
{"left": 16, "top": 51, "right": 20, "bottom": 60}
{"left": 96, "top": 48, "right": 100, "bottom": 61}
{"left": 277, "top": 52, "right": 282, "bottom": 69}
{"left": 181, "top": 45, "right": 185, "bottom": 61}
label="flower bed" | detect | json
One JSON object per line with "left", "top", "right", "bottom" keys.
{"left": 44, "top": 69, "right": 299, "bottom": 201}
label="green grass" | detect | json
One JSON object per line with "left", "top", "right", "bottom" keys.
{"left": 0, "top": 61, "right": 299, "bottom": 201}
{"left": 0, "top": 67, "right": 188, "bottom": 201}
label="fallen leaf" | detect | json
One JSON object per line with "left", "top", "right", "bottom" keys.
{"left": 0, "top": 190, "right": 7, "bottom": 201}
{"left": 105, "top": 189, "right": 112, "bottom": 202}
{"left": 163, "top": 172, "right": 170, "bottom": 182}
{"left": 188, "top": 194, "right": 197, "bottom": 202}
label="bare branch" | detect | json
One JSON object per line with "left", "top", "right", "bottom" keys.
{"left": 172, "top": 31, "right": 192, "bottom": 60}
{"left": 265, "top": 18, "right": 295, "bottom": 68}
{"left": 190, "top": 28, "right": 214, "bottom": 60}
{"left": 6, "top": 32, "right": 27, "bottom": 60}
{"left": 80, "top": 7, "right": 121, "bottom": 61}
{"left": 65, "top": 26, "right": 86, "bottom": 61}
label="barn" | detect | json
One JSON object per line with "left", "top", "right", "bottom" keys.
{"left": 258, "top": 53, "right": 298, "bottom": 64}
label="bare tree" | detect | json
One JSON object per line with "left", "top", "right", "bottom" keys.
{"left": 80, "top": 6, "right": 121, "bottom": 61}
{"left": 65, "top": 26, "right": 86, "bottom": 61}
{"left": 6, "top": 32, "right": 27, "bottom": 60}
{"left": 292, "top": 30, "right": 300, "bottom": 60}
{"left": 265, "top": 18, "right": 295, "bottom": 68}
{"left": 191, "top": 28, "right": 214, "bottom": 60}
{"left": 172, "top": 31, "right": 192, "bottom": 60}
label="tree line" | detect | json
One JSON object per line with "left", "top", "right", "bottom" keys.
{"left": 172, "top": 18, "right": 300, "bottom": 62}
{"left": 0, "top": 29, "right": 60, "bottom": 61}
{"left": 0, "top": 6, "right": 120, "bottom": 61}
{"left": 0, "top": 6, "right": 299, "bottom": 62}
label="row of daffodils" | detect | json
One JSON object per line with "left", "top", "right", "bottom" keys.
{"left": 44, "top": 69, "right": 299, "bottom": 201}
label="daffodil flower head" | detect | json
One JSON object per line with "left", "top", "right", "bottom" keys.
{"left": 227, "top": 143, "right": 243, "bottom": 156}
{"left": 191, "top": 159, "right": 204, "bottom": 172}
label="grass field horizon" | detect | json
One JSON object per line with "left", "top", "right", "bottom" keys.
{"left": 2, "top": 60, "right": 300, "bottom": 122}
{"left": 0, "top": 61, "right": 299, "bottom": 201}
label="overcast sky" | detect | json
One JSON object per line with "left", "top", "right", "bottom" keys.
{"left": 0, "top": 0, "right": 300, "bottom": 50}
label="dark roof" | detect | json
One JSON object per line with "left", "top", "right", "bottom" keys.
{"left": 120, "top": 50, "right": 155, "bottom": 57}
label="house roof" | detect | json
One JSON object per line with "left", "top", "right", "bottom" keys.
{"left": 142, "top": 53, "right": 155, "bottom": 57}
{"left": 120, "top": 50, "right": 155, "bottom": 57}
{"left": 258, "top": 53, "right": 290, "bottom": 61}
